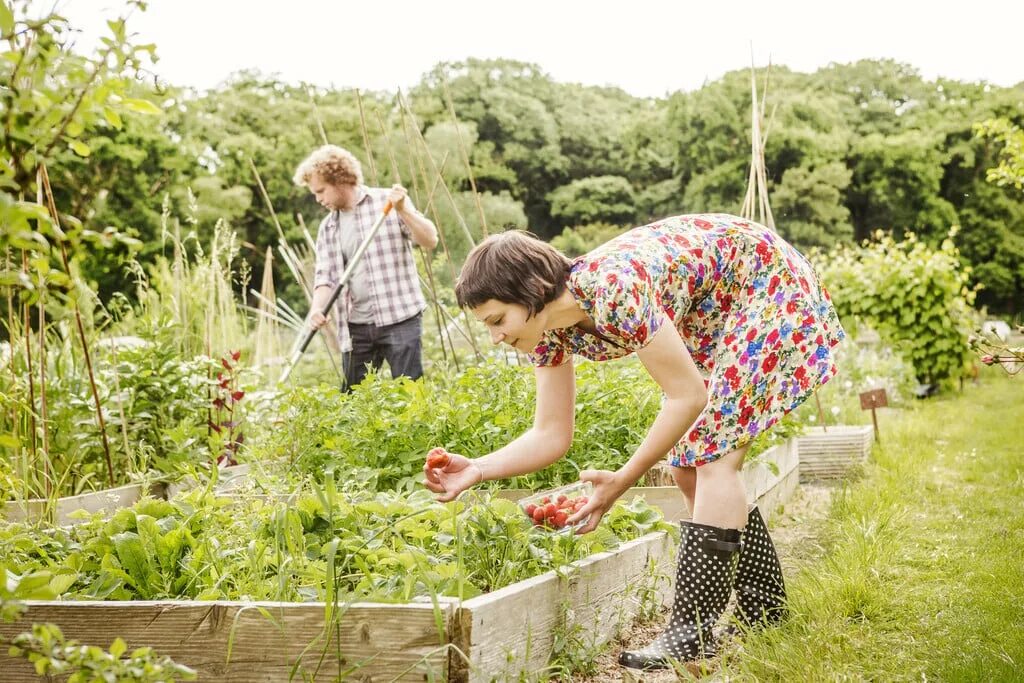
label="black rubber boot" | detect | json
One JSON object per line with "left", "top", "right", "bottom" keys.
{"left": 618, "top": 520, "right": 743, "bottom": 671}
{"left": 731, "top": 505, "right": 787, "bottom": 631}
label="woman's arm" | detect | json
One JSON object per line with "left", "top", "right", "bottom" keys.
{"left": 425, "top": 360, "right": 576, "bottom": 502}
{"left": 573, "top": 321, "right": 708, "bottom": 531}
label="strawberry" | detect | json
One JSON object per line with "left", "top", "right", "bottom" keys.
{"left": 544, "top": 503, "right": 557, "bottom": 518}
{"left": 556, "top": 495, "right": 567, "bottom": 505}
{"left": 524, "top": 504, "right": 537, "bottom": 517}
{"left": 532, "top": 507, "right": 546, "bottom": 523}
{"left": 553, "top": 511, "right": 568, "bottom": 528}
{"left": 426, "top": 447, "right": 450, "bottom": 469}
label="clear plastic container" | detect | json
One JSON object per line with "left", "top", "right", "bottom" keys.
{"left": 518, "top": 481, "right": 593, "bottom": 533}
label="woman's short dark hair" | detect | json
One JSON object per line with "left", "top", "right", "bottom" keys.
{"left": 455, "top": 231, "right": 572, "bottom": 318}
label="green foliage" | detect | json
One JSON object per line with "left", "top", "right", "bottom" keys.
{"left": 254, "top": 360, "right": 662, "bottom": 492}
{"left": 550, "top": 223, "right": 629, "bottom": 258}
{"left": 815, "top": 230, "right": 977, "bottom": 386}
{"left": 975, "top": 118, "right": 1024, "bottom": 190}
{"left": 773, "top": 161, "right": 854, "bottom": 248}
{"left": 547, "top": 175, "right": 637, "bottom": 228}
{"left": 8, "top": 625, "right": 197, "bottom": 681}
{"left": 0, "top": 487, "right": 670, "bottom": 603}
{"left": 0, "top": 0, "right": 156, "bottom": 295}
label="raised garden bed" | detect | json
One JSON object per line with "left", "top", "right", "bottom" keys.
{"left": 164, "top": 463, "right": 251, "bottom": 499}
{"left": 796, "top": 425, "right": 873, "bottom": 481}
{"left": 1, "top": 482, "right": 165, "bottom": 526}
{"left": 0, "top": 532, "right": 673, "bottom": 682}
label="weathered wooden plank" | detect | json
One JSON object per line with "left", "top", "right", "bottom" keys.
{"left": 0, "top": 600, "right": 451, "bottom": 682}
{"left": 452, "top": 532, "right": 674, "bottom": 683}
{"left": 2, "top": 483, "right": 163, "bottom": 526}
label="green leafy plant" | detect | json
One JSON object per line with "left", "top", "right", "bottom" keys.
{"left": 815, "top": 229, "right": 978, "bottom": 389}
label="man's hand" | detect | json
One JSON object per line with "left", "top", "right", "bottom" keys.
{"left": 308, "top": 311, "right": 329, "bottom": 330}
{"left": 388, "top": 184, "right": 409, "bottom": 212}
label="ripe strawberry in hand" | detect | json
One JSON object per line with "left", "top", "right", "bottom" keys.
{"left": 426, "top": 447, "right": 451, "bottom": 470}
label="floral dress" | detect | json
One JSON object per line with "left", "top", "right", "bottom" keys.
{"left": 529, "top": 214, "right": 846, "bottom": 467}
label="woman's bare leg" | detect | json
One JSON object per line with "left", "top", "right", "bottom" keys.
{"left": 691, "top": 444, "right": 750, "bottom": 529}
{"left": 671, "top": 465, "right": 697, "bottom": 517}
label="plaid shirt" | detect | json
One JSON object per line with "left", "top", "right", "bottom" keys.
{"left": 313, "top": 186, "right": 426, "bottom": 352}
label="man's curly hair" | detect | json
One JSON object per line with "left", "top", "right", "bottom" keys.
{"left": 293, "top": 145, "right": 364, "bottom": 187}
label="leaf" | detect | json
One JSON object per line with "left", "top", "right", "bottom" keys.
{"left": 103, "top": 106, "right": 123, "bottom": 129}
{"left": 109, "top": 637, "right": 127, "bottom": 659}
{"left": 68, "top": 139, "right": 91, "bottom": 157}
{"left": 121, "top": 98, "right": 161, "bottom": 115}
{"left": 0, "top": 2, "right": 13, "bottom": 36}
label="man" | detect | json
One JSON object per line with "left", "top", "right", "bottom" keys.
{"left": 293, "top": 144, "right": 439, "bottom": 388}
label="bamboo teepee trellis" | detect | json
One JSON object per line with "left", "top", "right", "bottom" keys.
{"left": 740, "top": 51, "right": 777, "bottom": 231}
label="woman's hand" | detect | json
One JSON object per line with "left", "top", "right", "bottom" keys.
{"left": 569, "top": 469, "right": 630, "bottom": 534}
{"left": 423, "top": 448, "right": 483, "bottom": 502}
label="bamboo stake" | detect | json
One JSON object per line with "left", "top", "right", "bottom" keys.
{"left": 249, "top": 159, "right": 287, "bottom": 243}
{"left": 20, "top": 251, "right": 37, "bottom": 461}
{"left": 295, "top": 213, "right": 317, "bottom": 252}
{"left": 397, "top": 90, "right": 476, "bottom": 248}
{"left": 4, "top": 248, "right": 24, "bottom": 489}
{"left": 39, "top": 164, "right": 115, "bottom": 488}
{"left": 37, "top": 261, "right": 50, "bottom": 497}
{"left": 441, "top": 71, "right": 489, "bottom": 237}
{"left": 398, "top": 103, "right": 483, "bottom": 361}
{"left": 374, "top": 109, "right": 454, "bottom": 366}
{"left": 355, "top": 88, "right": 379, "bottom": 185}
{"left": 254, "top": 246, "right": 279, "bottom": 367}
{"left": 307, "top": 85, "right": 330, "bottom": 146}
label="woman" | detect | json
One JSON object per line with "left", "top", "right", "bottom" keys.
{"left": 423, "top": 213, "right": 844, "bottom": 669}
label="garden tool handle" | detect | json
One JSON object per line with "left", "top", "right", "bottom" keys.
{"left": 279, "top": 201, "right": 393, "bottom": 383}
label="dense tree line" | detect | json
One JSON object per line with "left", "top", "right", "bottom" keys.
{"left": 37, "top": 53, "right": 1024, "bottom": 313}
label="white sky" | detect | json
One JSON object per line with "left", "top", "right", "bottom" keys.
{"left": 56, "top": 0, "right": 1024, "bottom": 97}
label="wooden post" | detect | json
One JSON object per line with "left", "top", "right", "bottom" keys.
{"left": 859, "top": 388, "right": 888, "bottom": 443}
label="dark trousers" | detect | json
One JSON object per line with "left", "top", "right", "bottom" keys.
{"left": 342, "top": 312, "right": 423, "bottom": 390}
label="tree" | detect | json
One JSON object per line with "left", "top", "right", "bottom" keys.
{"left": 547, "top": 175, "right": 637, "bottom": 228}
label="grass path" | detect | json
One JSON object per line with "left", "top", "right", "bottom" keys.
{"left": 720, "top": 371, "right": 1024, "bottom": 681}
{"left": 586, "top": 371, "right": 1023, "bottom": 682}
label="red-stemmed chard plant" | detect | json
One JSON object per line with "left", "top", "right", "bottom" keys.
{"left": 209, "top": 349, "right": 245, "bottom": 466}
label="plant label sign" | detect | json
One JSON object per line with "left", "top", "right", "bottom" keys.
{"left": 858, "top": 388, "right": 888, "bottom": 410}
{"left": 858, "top": 388, "right": 887, "bottom": 442}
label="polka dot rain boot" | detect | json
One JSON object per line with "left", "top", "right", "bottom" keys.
{"left": 618, "top": 520, "right": 743, "bottom": 671}
{"left": 731, "top": 505, "right": 787, "bottom": 631}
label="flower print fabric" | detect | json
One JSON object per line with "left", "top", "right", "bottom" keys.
{"left": 529, "top": 214, "right": 845, "bottom": 466}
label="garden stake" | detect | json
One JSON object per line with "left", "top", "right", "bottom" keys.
{"left": 278, "top": 200, "right": 394, "bottom": 383}
{"left": 859, "top": 387, "right": 888, "bottom": 443}
{"left": 40, "top": 164, "right": 115, "bottom": 487}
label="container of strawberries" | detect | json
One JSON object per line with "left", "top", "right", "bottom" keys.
{"left": 518, "top": 481, "right": 592, "bottom": 533}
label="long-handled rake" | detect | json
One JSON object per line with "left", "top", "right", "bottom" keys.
{"left": 278, "top": 201, "right": 393, "bottom": 383}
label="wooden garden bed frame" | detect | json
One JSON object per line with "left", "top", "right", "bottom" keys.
{"left": 2, "top": 464, "right": 251, "bottom": 525}
{"left": 796, "top": 425, "right": 873, "bottom": 481}
{"left": 1, "top": 482, "right": 164, "bottom": 526}
{"left": 0, "top": 443, "right": 799, "bottom": 680}
{"left": 0, "top": 532, "right": 673, "bottom": 682}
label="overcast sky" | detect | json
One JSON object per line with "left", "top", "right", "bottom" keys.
{"left": 57, "top": 0, "right": 1024, "bottom": 97}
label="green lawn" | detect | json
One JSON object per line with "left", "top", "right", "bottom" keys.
{"left": 720, "top": 371, "right": 1024, "bottom": 682}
